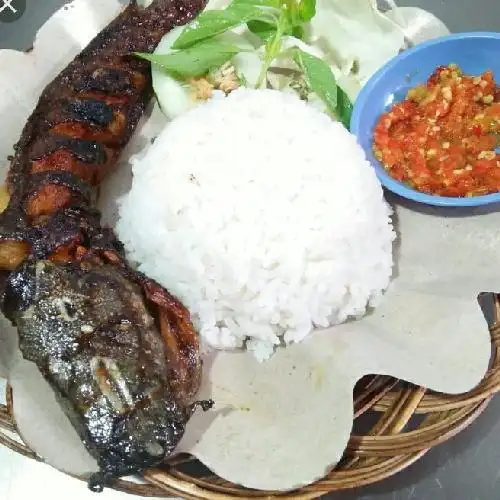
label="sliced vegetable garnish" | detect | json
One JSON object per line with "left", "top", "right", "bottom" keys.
{"left": 293, "top": 49, "right": 338, "bottom": 113}
{"left": 143, "top": 0, "right": 353, "bottom": 128}
{"left": 135, "top": 40, "right": 245, "bottom": 78}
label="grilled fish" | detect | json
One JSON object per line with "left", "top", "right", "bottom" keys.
{"left": 0, "top": 0, "right": 212, "bottom": 492}
{"left": 3, "top": 258, "right": 212, "bottom": 491}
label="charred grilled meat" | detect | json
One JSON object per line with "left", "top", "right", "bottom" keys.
{"left": 0, "top": 0, "right": 212, "bottom": 492}
{"left": 3, "top": 259, "right": 212, "bottom": 491}
{"left": 0, "top": 0, "right": 206, "bottom": 266}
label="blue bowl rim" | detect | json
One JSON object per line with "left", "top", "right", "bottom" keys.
{"left": 350, "top": 31, "right": 500, "bottom": 207}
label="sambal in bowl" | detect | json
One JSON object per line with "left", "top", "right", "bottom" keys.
{"left": 350, "top": 32, "right": 500, "bottom": 207}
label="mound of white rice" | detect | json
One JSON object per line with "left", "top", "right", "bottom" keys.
{"left": 116, "top": 88, "right": 395, "bottom": 361}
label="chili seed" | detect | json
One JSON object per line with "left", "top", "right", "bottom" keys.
{"left": 441, "top": 86, "right": 452, "bottom": 100}
{"left": 478, "top": 150, "right": 496, "bottom": 160}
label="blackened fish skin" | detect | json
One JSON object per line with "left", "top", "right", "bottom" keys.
{"left": 0, "top": 0, "right": 213, "bottom": 493}
{"left": 4, "top": 259, "right": 212, "bottom": 492}
{"left": 0, "top": 0, "right": 207, "bottom": 252}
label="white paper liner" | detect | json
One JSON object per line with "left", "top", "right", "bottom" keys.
{"left": 0, "top": 0, "right": 491, "bottom": 493}
{"left": 385, "top": 5, "right": 450, "bottom": 45}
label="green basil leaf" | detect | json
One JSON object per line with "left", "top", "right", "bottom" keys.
{"left": 298, "top": 0, "right": 316, "bottom": 22}
{"left": 284, "top": 0, "right": 299, "bottom": 28}
{"left": 281, "top": 0, "right": 314, "bottom": 35}
{"left": 247, "top": 19, "right": 277, "bottom": 42}
{"left": 135, "top": 41, "right": 243, "bottom": 78}
{"left": 172, "top": 10, "right": 244, "bottom": 49}
{"left": 291, "top": 25, "right": 305, "bottom": 39}
{"left": 173, "top": 4, "right": 275, "bottom": 50}
{"left": 293, "top": 48, "right": 338, "bottom": 113}
{"left": 336, "top": 86, "right": 353, "bottom": 129}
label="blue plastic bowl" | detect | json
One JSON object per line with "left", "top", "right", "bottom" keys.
{"left": 350, "top": 32, "right": 500, "bottom": 207}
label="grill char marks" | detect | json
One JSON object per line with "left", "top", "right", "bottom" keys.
{"left": 25, "top": 171, "right": 93, "bottom": 219}
{"left": 65, "top": 99, "right": 115, "bottom": 127}
{"left": 74, "top": 66, "right": 146, "bottom": 95}
{"left": 5, "top": 0, "right": 205, "bottom": 224}
{"left": 24, "top": 136, "right": 114, "bottom": 217}
{"left": 1, "top": 0, "right": 207, "bottom": 262}
{"left": 29, "top": 135, "right": 110, "bottom": 165}
{"left": 30, "top": 149, "right": 108, "bottom": 186}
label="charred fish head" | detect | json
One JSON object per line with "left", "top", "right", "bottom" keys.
{"left": 3, "top": 259, "right": 211, "bottom": 491}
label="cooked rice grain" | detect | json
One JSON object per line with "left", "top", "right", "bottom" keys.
{"left": 116, "top": 89, "right": 395, "bottom": 361}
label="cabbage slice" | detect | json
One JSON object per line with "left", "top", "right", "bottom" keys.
{"left": 151, "top": 26, "right": 193, "bottom": 121}
{"left": 303, "top": 0, "right": 405, "bottom": 98}
{"left": 151, "top": 24, "right": 261, "bottom": 118}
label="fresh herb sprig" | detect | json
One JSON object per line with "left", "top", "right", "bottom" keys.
{"left": 293, "top": 48, "right": 352, "bottom": 127}
{"left": 172, "top": 0, "right": 281, "bottom": 49}
{"left": 135, "top": 0, "right": 353, "bottom": 126}
{"left": 254, "top": 6, "right": 287, "bottom": 88}
{"left": 137, "top": 40, "right": 249, "bottom": 78}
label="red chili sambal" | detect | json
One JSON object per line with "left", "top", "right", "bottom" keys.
{"left": 373, "top": 64, "right": 500, "bottom": 197}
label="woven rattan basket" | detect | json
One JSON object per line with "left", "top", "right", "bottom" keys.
{"left": 1, "top": 292, "right": 499, "bottom": 499}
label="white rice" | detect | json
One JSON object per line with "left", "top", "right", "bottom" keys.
{"left": 116, "top": 88, "right": 395, "bottom": 361}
